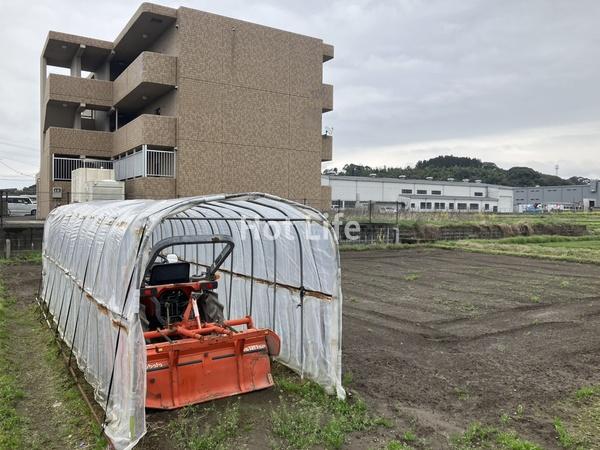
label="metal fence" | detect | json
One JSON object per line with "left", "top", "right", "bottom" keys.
{"left": 52, "top": 156, "right": 113, "bottom": 181}
{"left": 113, "top": 146, "right": 176, "bottom": 180}
{"left": 326, "top": 201, "right": 506, "bottom": 224}
{"left": 0, "top": 192, "right": 44, "bottom": 257}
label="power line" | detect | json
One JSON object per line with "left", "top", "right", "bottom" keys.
{"left": 0, "top": 139, "right": 38, "bottom": 152}
{"left": 0, "top": 159, "right": 35, "bottom": 178}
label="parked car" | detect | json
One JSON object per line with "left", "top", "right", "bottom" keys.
{"left": 7, "top": 196, "right": 36, "bottom": 216}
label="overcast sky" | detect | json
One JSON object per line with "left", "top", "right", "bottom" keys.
{"left": 0, "top": 0, "right": 599, "bottom": 188}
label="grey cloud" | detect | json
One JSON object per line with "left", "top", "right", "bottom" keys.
{"left": 0, "top": 0, "right": 598, "bottom": 188}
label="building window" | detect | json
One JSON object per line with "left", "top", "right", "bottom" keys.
{"left": 474, "top": 192, "right": 483, "bottom": 197}
{"left": 434, "top": 202, "right": 446, "bottom": 210}
{"left": 401, "top": 189, "right": 413, "bottom": 194}
{"left": 431, "top": 190, "right": 442, "bottom": 195}
{"left": 485, "top": 204, "right": 490, "bottom": 210}
{"left": 410, "top": 203, "right": 415, "bottom": 208}
{"left": 426, "top": 202, "right": 432, "bottom": 209}
{"left": 457, "top": 203, "right": 467, "bottom": 210}
{"left": 417, "top": 189, "right": 427, "bottom": 195}
{"left": 448, "top": 203, "right": 455, "bottom": 210}
{"left": 344, "top": 201, "right": 356, "bottom": 208}
{"left": 420, "top": 202, "right": 426, "bottom": 209}
{"left": 469, "top": 203, "right": 479, "bottom": 210}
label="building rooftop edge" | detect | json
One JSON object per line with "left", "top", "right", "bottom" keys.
{"left": 321, "top": 174, "right": 594, "bottom": 190}
{"left": 43, "top": 2, "right": 332, "bottom": 61}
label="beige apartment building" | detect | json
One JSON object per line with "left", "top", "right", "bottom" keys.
{"left": 38, "top": 3, "right": 334, "bottom": 218}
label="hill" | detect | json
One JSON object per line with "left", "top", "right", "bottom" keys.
{"left": 324, "top": 156, "right": 588, "bottom": 187}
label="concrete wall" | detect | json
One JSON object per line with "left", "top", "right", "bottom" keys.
{"left": 173, "top": 7, "right": 329, "bottom": 207}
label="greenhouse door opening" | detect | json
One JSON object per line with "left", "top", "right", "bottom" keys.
{"left": 140, "top": 235, "right": 281, "bottom": 409}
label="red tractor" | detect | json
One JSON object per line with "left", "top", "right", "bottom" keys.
{"left": 140, "top": 235, "right": 280, "bottom": 409}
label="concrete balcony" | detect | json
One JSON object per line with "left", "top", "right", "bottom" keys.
{"left": 45, "top": 74, "right": 113, "bottom": 109}
{"left": 113, "top": 51, "right": 177, "bottom": 111}
{"left": 321, "top": 84, "right": 333, "bottom": 113}
{"left": 322, "top": 43, "right": 334, "bottom": 62}
{"left": 113, "top": 114, "right": 177, "bottom": 155}
{"left": 44, "top": 74, "right": 113, "bottom": 130}
{"left": 46, "top": 115, "right": 176, "bottom": 158}
{"left": 46, "top": 126, "right": 112, "bottom": 157}
{"left": 321, "top": 135, "right": 332, "bottom": 162}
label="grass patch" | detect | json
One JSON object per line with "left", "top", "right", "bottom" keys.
{"left": 339, "top": 211, "right": 600, "bottom": 233}
{"left": 0, "top": 285, "right": 26, "bottom": 449}
{"left": 403, "top": 273, "right": 420, "bottom": 282}
{"left": 271, "top": 367, "right": 390, "bottom": 449}
{"left": 452, "top": 422, "right": 541, "bottom": 449}
{"left": 0, "top": 251, "right": 42, "bottom": 265}
{"left": 454, "top": 387, "right": 470, "bottom": 401}
{"left": 0, "top": 270, "right": 105, "bottom": 449}
{"left": 402, "top": 430, "right": 417, "bottom": 442}
{"left": 552, "top": 385, "right": 600, "bottom": 449}
{"left": 574, "top": 386, "right": 600, "bottom": 400}
{"left": 170, "top": 401, "right": 242, "bottom": 450}
{"left": 339, "top": 243, "right": 415, "bottom": 252}
{"left": 433, "top": 235, "right": 600, "bottom": 265}
{"left": 553, "top": 418, "right": 584, "bottom": 449}
{"left": 385, "top": 440, "right": 414, "bottom": 450}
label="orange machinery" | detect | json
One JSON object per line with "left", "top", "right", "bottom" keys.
{"left": 140, "top": 235, "right": 280, "bottom": 409}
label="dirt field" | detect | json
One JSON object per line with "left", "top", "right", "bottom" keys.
{"left": 3, "top": 247, "right": 600, "bottom": 449}
{"left": 342, "top": 248, "right": 600, "bottom": 448}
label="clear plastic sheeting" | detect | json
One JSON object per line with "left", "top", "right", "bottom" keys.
{"left": 40, "top": 193, "right": 344, "bottom": 449}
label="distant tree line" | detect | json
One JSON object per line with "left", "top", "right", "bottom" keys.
{"left": 323, "top": 155, "right": 588, "bottom": 187}
{"left": 3, "top": 184, "right": 36, "bottom": 195}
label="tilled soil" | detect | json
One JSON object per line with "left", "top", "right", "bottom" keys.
{"left": 7, "top": 249, "right": 600, "bottom": 449}
{"left": 341, "top": 248, "right": 600, "bottom": 448}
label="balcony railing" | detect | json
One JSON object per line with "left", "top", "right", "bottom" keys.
{"left": 113, "top": 146, "right": 176, "bottom": 180}
{"left": 52, "top": 156, "right": 113, "bottom": 181}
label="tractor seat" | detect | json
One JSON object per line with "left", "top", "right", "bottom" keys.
{"left": 149, "top": 262, "right": 190, "bottom": 286}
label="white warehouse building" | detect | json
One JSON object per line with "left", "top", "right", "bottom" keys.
{"left": 321, "top": 175, "right": 515, "bottom": 213}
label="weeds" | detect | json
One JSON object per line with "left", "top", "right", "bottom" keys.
{"left": 529, "top": 295, "right": 541, "bottom": 303}
{"left": 0, "top": 251, "right": 42, "bottom": 266}
{"left": 272, "top": 369, "right": 390, "bottom": 449}
{"left": 433, "top": 235, "right": 600, "bottom": 265}
{"left": 171, "top": 402, "right": 242, "bottom": 450}
{"left": 574, "top": 386, "right": 600, "bottom": 400}
{"left": 403, "top": 273, "right": 420, "bottom": 282}
{"left": 499, "top": 413, "right": 511, "bottom": 425}
{"left": 454, "top": 387, "right": 470, "bottom": 401}
{"left": 386, "top": 440, "right": 414, "bottom": 450}
{"left": 402, "top": 430, "right": 417, "bottom": 442}
{"left": 452, "top": 422, "right": 541, "bottom": 450}
{"left": 553, "top": 418, "right": 583, "bottom": 449}
{"left": 0, "top": 289, "right": 25, "bottom": 449}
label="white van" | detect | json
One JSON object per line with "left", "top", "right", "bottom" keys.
{"left": 7, "top": 196, "right": 36, "bottom": 216}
